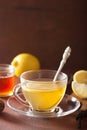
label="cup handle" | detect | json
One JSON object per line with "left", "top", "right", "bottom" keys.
{"left": 13, "top": 83, "right": 28, "bottom": 106}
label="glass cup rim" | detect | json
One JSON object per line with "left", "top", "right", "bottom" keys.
{"left": 0, "top": 64, "right": 15, "bottom": 72}
{"left": 20, "top": 69, "right": 68, "bottom": 84}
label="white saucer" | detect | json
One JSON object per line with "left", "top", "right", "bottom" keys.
{"left": 7, "top": 93, "right": 80, "bottom": 118}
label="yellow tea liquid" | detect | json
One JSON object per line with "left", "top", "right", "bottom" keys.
{"left": 22, "top": 82, "right": 66, "bottom": 111}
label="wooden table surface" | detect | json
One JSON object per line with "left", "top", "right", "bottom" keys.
{"left": 0, "top": 76, "right": 87, "bottom": 130}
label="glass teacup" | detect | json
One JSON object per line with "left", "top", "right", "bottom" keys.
{"left": 14, "top": 70, "right": 68, "bottom": 113}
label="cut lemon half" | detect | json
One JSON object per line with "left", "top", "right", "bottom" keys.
{"left": 73, "top": 70, "right": 87, "bottom": 84}
{"left": 72, "top": 81, "right": 87, "bottom": 99}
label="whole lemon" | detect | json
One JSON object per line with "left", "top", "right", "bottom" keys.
{"left": 11, "top": 53, "right": 40, "bottom": 77}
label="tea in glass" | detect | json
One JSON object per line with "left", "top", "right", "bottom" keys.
{"left": 14, "top": 70, "right": 68, "bottom": 113}
{"left": 22, "top": 81, "right": 66, "bottom": 111}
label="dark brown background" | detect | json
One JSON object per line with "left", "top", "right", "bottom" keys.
{"left": 0, "top": 0, "right": 87, "bottom": 72}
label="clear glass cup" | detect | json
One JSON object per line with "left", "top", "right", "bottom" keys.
{"left": 0, "top": 64, "right": 15, "bottom": 97}
{"left": 14, "top": 70, "right": 68, "bottom": 113}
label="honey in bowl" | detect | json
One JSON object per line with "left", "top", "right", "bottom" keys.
{"left": 0, "top": 64, "right": 15, "bottom": 97}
